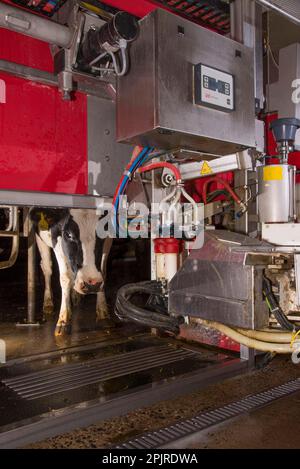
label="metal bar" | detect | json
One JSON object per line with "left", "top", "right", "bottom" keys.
{"left": 230, "top": 0, "right": 264, "bottom": 111}
{"left": 0, "top": 2, "right": 73, "bottom": 48}
{"left": 256, "top": 0, "right": 300, "bottom": 26}
{"left": 178, "top": 154, "right": 243, "bottom": 182}
{"left": 230, "top": 0, "right": 244, "bottom": 43}
{"left": 0, "top": 207, "right": 20, "bottom": 270}
{"left": 0, "top": 232, "right": 18, "bottom": 238}
{"left": 5, "top": 346, "right": 187, "bottom": 385}
{"left": 0, "top": 59, "right": 58, "bottom": 87}
{"left": 27, "top": 218, "right": 36, "bottom": 324}
{"left": 0, "top": 190, "right": 111, "bottom": 210}
{"left": 0, "top": 60, "right": 115, "bottom": 100}
{"left": 12, "top": 353, "right": 195, "bottom": 400}
{"left": 294, "top": 253, "right": 300, "bottom": 307}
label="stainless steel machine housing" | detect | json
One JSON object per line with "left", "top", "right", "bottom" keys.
{"left": 169, "top": 231, "right": 270, "bottom": 330}
{"left": 117, "top": 9, "right": 256, "bottom": 155}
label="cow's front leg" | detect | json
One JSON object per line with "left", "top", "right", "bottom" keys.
{"left": 36, "top": 234, "right": 54, "bottom": 318}
{"left": 54, "top": 241, "right": 73, "bottom": 336}
{"left": 55, "top": 272, "right": 73, "bottom": 336}
{"left": 96, "top": 237, "right": 113, "bottom": 327}
{"left": 96, "top": 291, "right": 109, "bottom": 322}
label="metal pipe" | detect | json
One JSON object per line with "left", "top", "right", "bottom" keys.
{"left": 0, "top": 190, "right": 111, "bottom": 209}
{"left": 5, "top": 207, "right": 14, "bottom": 232}
{"left": 0, "top": 59, "right": 115, "bottom": 100}
{"left": 0, "top": 2, "right": 73, "bottom": 48}
{"left": 27, "top": 218, "right": 36, "bottom": 324}
{"left": 0, "top": 207, "right": 20, "bottom": 270}
{"left": 230, "top": 0, "right": 244, "bottom": 43}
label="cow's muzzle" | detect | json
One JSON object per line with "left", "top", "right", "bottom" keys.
{"left": 82, "top": 281, "right": 103, "bottom": 294}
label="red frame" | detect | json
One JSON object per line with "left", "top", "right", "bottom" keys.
{"left": 101, "top": 0, "right": 157, "bottom": 17}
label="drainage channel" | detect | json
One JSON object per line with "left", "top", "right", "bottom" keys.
{"left": 115, "top": 378, "right": 300, "bottom": 449}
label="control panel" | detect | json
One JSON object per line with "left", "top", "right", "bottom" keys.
{"left": 194, "top": 64, "right": 235, "bottom": 112}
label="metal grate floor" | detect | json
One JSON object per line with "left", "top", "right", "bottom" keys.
{"left": 115, "top": 378, "right": 300, "bottom": 449}
{"left": 2, "top": 345, "right": 197, "bottom": 400}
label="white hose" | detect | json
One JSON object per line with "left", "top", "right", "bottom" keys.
{"left": 109, "top": 41, "right": 128, "bottom": 77}
{"left": 89, "top": 51, "right": 108, "bottom": 67}
{"left": 181, "top": 186, "right": 199, "bottom": 225}
{"left": 200, "top": 319, "right": 295, "bottom": 354}
{"left": 160, "top": 187, "right": 178, "bottom": 205}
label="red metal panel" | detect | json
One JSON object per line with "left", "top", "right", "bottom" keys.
{"left": 0, "top": 29, "right": 88, "bottom": 195}
{"left": 0, "top": 72, "right": 88, "bottom": 194}
{"left": 100, "top": 0, "right": 157, "bottom": 17}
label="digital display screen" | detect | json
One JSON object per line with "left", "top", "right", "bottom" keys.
{"left": 195, "top": 64, "right": 234, "bottom": 112}
{"left": 203, "top": 76, "right": 230, "bottom": 96}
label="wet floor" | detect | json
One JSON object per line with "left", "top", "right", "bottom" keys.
{"left": 0, "top": 238, "right": 150, "bottom": 360}
{"left": 0, "top": 335, "right": 232, "bottom": 434}
{"left": 27, "top": 355, "right": 300, "bottom": 449}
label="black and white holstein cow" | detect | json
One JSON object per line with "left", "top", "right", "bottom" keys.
{"left": 30, "top": 208, "right": 112, "bottom": 336}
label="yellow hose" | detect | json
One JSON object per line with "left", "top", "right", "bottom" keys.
{"left": 236, "top": 328, "right": 293, "bottom": 344}
{"left": 200, "top": 319, "right": 295, "bottom": 354}
{"left": 80, "top": 2, "right": 113, "bottom": 20}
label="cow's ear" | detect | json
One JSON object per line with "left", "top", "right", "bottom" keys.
{"left": 29, "top": 208, "right": 69, "bottom": 231}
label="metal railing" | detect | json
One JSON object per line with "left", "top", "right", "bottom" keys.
{"left": 0, "top": 206, "right": 20, "bottom": 270}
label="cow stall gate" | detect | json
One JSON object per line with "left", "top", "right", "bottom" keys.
{"left": 0, "top": 0, "right": 286, "bottom": 448}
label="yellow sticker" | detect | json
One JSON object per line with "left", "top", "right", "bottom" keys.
{"left": 38, "top": 213, "right": 49, "bottom": 231}
{"left": 201, "top": 161, "right": 213, "bottom": 176}
{"left": 263, "top": 166, "right": 283, "bottom": 181}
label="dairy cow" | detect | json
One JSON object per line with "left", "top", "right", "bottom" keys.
{"left": 30, "top": 208, "right": 112, "bottom": 336}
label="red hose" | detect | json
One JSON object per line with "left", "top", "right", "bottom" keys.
{"left": 112, "top": 146, "right": 143, "bottom": 205}
{"left": 138, "top": 162, "right": 182, "bottom": 182}
{"left": 202, "top": 176, "right": 241, "bottom": 205}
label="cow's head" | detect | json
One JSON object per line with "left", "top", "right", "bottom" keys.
{"left": 31, "top": 208, "right": 105, "bottom": 295}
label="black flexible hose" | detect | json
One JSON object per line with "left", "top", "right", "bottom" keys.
{"left": 115, "top": 281, "right": 182, "bottom": 334}
{"left": 262, "top": 276, "right": 300, "bottom": 332}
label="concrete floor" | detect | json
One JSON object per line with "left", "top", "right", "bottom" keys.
{"left": 189, "top": 390, "right": 300, "bottom": 449}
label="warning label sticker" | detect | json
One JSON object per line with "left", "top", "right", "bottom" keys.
{"left": 263, "top": 166, "right": 283, "bottom": 181}
{"left": 201, "top": 161, "right": 213, "bottom": 176}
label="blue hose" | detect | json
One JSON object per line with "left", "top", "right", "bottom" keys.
{"left": 114, "top": 146, "right": 154, "bottom": 234}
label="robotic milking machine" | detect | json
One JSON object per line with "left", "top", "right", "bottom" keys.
{"left": 113, "top": 9, "right": 300, "bottom": 356}
{"left": 2, "top": 1, "right": 300, "bottom": 356}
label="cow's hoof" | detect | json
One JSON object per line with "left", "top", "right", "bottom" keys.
{"left": 43, "top": 301, "right": 54, "bottom": 319}
{"left": 55, "top": 323, "right": 72, "bottom": 336}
